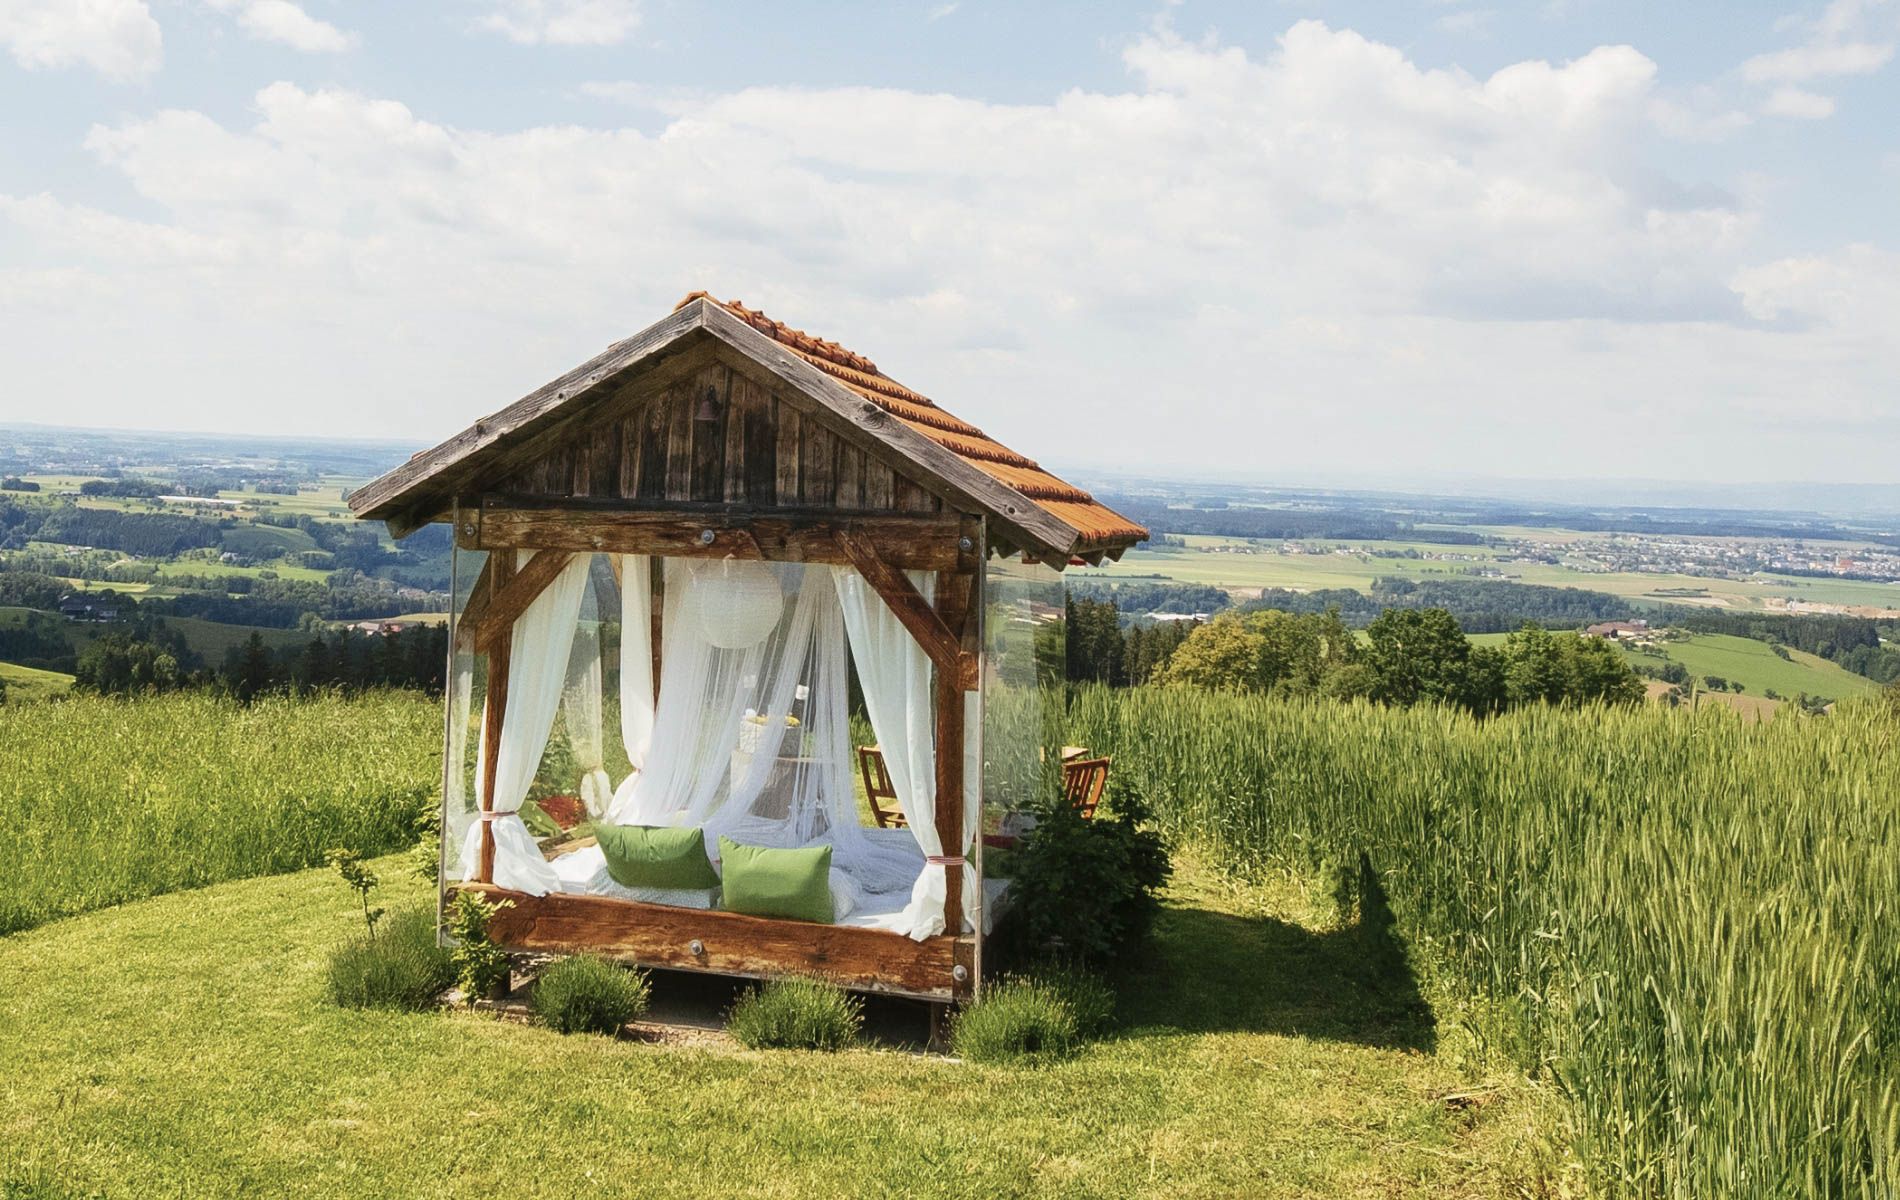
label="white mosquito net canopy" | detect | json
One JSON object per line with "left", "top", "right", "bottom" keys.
{"left": 449, "top": 551, "right": 979, "bottom": 941}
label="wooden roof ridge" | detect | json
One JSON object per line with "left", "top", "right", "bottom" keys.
{"left": 348, "top": 294, "right": 1148, "bottom": 559}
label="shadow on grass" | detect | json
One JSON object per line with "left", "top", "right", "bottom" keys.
{"left": 1115, "top": 869, "right": 1436, "bottom": 1052}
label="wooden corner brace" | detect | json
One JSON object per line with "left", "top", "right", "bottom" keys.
{"left": 463, "top": 551, "right": 576, "bottom": 655}
{"left": 833, "top": 529, "right": 978, "bottom": 690}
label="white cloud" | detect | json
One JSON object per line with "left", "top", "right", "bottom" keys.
{"left": 475, "top": 0, "right": 641, "bottom": 46}
{"left": 228, "top": 0, "right": 356, "bottom": 52}
{"left": 1740, "top": 38, "right": 1892, "bottom": 81}
{"left": 0, "top": 21, "right": 1894, "bottom": 480}
{"left": 1761, "top": 83, "right": 1838, "bottom": 116}
{"left": 1737, "top": 0, "right": 1895, "bottom": 125}
{"left": 928, "top": 3, "right": 960, "bottom": 20}
{"left": 1434, "top": 9, "right": 1495, "bottom": 36}
{"left": 0, "top": 0, "right": 162, "bottom": 81}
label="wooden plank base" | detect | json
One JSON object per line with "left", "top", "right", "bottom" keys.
{"left": 456, "top": 884, "right": 974, "bottom": 1002}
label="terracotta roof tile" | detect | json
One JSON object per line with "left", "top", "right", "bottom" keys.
{"left": 677, "top": 291, "right": 1146, "bottom": 550}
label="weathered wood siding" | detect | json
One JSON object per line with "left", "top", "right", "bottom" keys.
{"left": 490, "top": 361, "right": 946, "bottom": 516}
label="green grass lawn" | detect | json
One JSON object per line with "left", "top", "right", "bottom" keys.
{"left": 0, "top": 660, "right": 73, "bottom": 701}
{"left": 1617, "top": 633, "right": 1878, "bottom": 700}
{"left": 0, "top": 857, "right": 1538, "bottom": 1198}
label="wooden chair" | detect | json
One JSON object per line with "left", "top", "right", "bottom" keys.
{"left": 857, "top": 746, "right": 907, "bottom": 829}
{"left": 1061, "top": 756, "right": 1111, "bottom": 819}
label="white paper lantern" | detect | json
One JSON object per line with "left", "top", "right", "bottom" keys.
{"left": 691, "top": 559, "right": 784, "bottom": 649}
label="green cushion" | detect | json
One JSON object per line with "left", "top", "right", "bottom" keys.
{"left": 594, "top": 824, "right": 721, "bottom": 891}
{"left": 717, "top": 837, "right": 834, "bottom": 924}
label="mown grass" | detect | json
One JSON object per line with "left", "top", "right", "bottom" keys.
{"left": 1071, "top": 686, "right": 1900, "bottom": 1197}
{"left": 0, "top": 691, "right": 439, "bottom": 934}
{"left": 0, "top": 853, "right": 1532, "bottom": 1199}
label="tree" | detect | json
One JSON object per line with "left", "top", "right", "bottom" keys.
{"left": 1704, "top": 675, "right": 1728, "bottom": 692}
{"left": 1153, "top": 612, "right": 1265, "bottom": 692}
{"left": 74, "top": 632, "right": 185, "bottom": 695}
{"left": 293, "top": 636, "right": 331, "bottom": 691}
{"left": 224, "top": 631, "right": 275, "bottom": 703}
{"left": 1153, "top": 609, "right": 1360, "bottom": 695}
{"left": 1503, "top": 623, "right": 1566, "bottom": 707}
{"left": 1556, "top": 635, "right": 1644, "bottom": 706}
{"left": 1364, "top": 608, "right": 1472, "bottom": 709}
{"left": 1065, "top": 596, "right": 1126, "bottom": 685}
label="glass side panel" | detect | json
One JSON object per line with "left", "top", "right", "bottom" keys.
{"left": 979, "top": 553, "right": 1065, "bottom": 873}
{"left": 442, "top": 543, "right": 486, "bottom": 904}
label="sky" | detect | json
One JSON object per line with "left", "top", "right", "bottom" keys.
{"left": 0, "top": 0, "right": 1896, "bottom": 489}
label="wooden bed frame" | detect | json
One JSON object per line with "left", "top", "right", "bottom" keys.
{"left": 456, "top": 883, "right": 976, "bottom": 1002}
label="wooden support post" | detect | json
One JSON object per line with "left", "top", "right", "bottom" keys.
{"left": 476, "top": 551, "right": 517, "bottom": 884}
{"left": 650, "top": 556, "right": 664, "bottom": 706}
{"left": 934, "top": 568, "right": 975, "bottom": 938}
{"left": 927, "top": 1001, "right": 953, "bottom": 1051}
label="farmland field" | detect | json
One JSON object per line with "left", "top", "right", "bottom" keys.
{"left": 1616, "top": 632, "right": 1878, "bottom": 700}
{"left": 1071, "top": 687, "right": 1900, "bottom": 1197}
{"left": 0, "top": 660, "right": 72, "bottom": 701}
{"left": 1078, "top": 533, "right": 1900, "bottom": 614}
{"left": 0, "top": 692, "right": 439, "bottom": 934}
{"left": 4, "top": 687, "right": 1896, "bottom": 1195}
{"left": 150, "top": 557, "right": 331, "bottom": 584}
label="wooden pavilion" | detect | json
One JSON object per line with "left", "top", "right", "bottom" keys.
{"left": 349, "top": 292, "right": 1146, "bottom": 1005}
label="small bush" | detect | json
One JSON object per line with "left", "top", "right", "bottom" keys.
{"left": 326, "top": 906, "right": 453, "bottom": 1010}
{"left": 530, "top": 955, "right": 650, "bottom": 1035}
{"left": 726, "top": 977, "right": 863, "bottom": 1051}
{"left": 1002, "top": 777, "right": 1171, "bottom": 966}
{"left": 951, "top": 978, "right": 1079, "bottom": 1065}
{"left": 1024, "top": 962, "right": 1116, "bottom": 1037}
{"left": 446, "top": 890, "right": 513, "bottom": 1000}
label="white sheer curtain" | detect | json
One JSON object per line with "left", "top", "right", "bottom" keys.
{"left": 835, "top": 566, "right": 976, "bottom": 940}
{"left": 561, "top": 563, "right": 612, "bottom": 818}
{"left": 462, "top": 550, "right": 590, "bottom": 896}
{"left": 614, "top": 554, "right": 656, "bottom": 789}
{"left": 591, "top": 561, "right": 920, "bottom": 897}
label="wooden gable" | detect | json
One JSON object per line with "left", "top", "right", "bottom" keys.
{"left": 350, "top": 296, "right": 1140, "bottom": 562}
{"left": 490, "top": 353, "right": 948, "bottom": 518}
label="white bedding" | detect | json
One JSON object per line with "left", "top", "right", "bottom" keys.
{"left": 841, "top": 876, "right": 1011, "bottom": 935}
{"left": 549, "top": 835, "right": 1005, "bottom": 932}
{"left": 551, "top": 843, "right": 861, "bottom": 922}
{"left": 549, "top": 845, "right": 721, "bottom": 910}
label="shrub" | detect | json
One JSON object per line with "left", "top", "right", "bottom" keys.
{"left": 951, "top": 978, "right": 1079, "bottom": 1065}
{"left": 726, "top": 976, "right": 863, "bottom": 1051}
{"left": 446, "top": 890, "right": 514, "bottom": 1000}
{"left": 326, "top": 906, "right": 453, "bottom": 1010}
{"left": 530, "top": 955, "right": 649, "bottom": 1035}
{"left": 1002, "top": 777, "right": 1170, "bottom": 966}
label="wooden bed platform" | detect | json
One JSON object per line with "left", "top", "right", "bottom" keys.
{"left": 455, "top": 883, "right": 976, "bottom": 1002}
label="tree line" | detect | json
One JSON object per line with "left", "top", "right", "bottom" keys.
{"left": 1064, "top": 597, "right": 1644, "bottom": 715}
{"left": 74, "top": 624, "right": 448, "bottom": 700}
{"left": 1246, "top": 576, "right": 1640, "bottom": 632}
